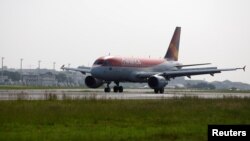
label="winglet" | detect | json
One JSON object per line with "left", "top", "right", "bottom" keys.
{"left": 61, "top": 65, "right": 65, "bottom": 70}
{"left": 243, "top": 66, "right": 246, "bottom": 72}
{"left": 164, "top": 27, "right": 181, "bottom": 61}
{"left": 236, "top": 66, "right": 246, "bottom": 71}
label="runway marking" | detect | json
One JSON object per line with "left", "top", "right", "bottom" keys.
{"left": 0, "top": 89, "right": 250, "bottom": 100}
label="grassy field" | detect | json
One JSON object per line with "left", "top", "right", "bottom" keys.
{"left": 0, "top": 98, "right": 250, "bottom": 141}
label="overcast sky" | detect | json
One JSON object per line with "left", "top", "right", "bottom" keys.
{"left": 0, "top": 0, "right": 250, "bottom": 83}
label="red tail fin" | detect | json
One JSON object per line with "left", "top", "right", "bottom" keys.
{"left": 164, "top": 27, "right": 181, "bottom": 61}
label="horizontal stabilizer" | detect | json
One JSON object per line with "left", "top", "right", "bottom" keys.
{"left": 175, "top": 63, "right": 211, "bottom": 68}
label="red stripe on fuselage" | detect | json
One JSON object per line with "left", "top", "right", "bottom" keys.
{"left": 93, "top": 56, "right": 166, "bottom": 68}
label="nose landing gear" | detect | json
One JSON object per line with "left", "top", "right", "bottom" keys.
{"left": 104, "top": 82, "right": 111, "bottom": 92}
{"left": 154, "top": 88, "right": 164, "bottom": 94}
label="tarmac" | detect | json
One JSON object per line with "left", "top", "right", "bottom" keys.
{"left": 0, "top": 89, "right": 250, "bottom": 100}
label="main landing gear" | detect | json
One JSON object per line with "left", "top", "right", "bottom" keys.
{"left": 104, "top": 82, "right": 123, "bottom": 93}
{"left": 113, "top": 81, "right": 123, "bottom": 93}
{"left": 154, "top": 88, "right": 164, "bottom": 94}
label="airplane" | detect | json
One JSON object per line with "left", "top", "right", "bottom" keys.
{"left": 61, "top": 27, "right": 246, "bottom": 93}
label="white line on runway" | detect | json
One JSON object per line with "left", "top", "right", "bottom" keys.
{"left": 0, "top": 89, "right": 250, "bottom": 100}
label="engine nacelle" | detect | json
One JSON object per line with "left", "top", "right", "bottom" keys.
{"left": 85, "top": 76, "right": 104, "bottom": 88}
{"left": 148, "top": 75, "right": 168, "bottom": 89}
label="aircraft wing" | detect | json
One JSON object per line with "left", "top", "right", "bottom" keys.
{"left": 136, "top": 66, "right": 246, "bottom": 80}
{"left": 61, "top": 65, "right": 91, "bottom": 74}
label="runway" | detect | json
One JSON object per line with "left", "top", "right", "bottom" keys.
{"left": 0, "top": 89, "right": 250, "bottom": 100}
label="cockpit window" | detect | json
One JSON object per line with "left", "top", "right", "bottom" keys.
{"left": 94, "top": 59, "right": 111, "bottom": 66}
{"left": 94, "top": 60, "right": 104, "bottom": 65}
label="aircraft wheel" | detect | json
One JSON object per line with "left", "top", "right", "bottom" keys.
{"left": 113, "top": 86, "right": 118, "bottom": 92}
{"left": 154, "top": 89, "right": 159, "bottom": 94}
{"left": 118, "top": 86, "right": 123, "bottom": 93}
{"left": 104, "top": 87, "right": 111, "bottom": 93}
{"left": 159, "top": 88, "right": 164, "bottom": 94}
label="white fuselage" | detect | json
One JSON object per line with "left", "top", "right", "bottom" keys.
{"left": 91, "top": 60, "right": 180, "bottom": 82}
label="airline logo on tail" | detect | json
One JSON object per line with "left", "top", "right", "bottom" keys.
{"left": 164, "top": 27, "right": 181, "bottom": 61}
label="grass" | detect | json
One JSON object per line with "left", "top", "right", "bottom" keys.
{"left": 0, "top": 98, "right": 250, "bottom": 141}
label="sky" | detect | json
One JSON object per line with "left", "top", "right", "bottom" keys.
{"left": 0, "top": 0, "right": 250, "bottom": 83}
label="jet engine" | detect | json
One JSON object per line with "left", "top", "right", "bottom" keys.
{"left": 148, "top": 75, "right": 168, "bottom": 89}
{"left": 85, "top": 76, "right": 103, "bottom": 88}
